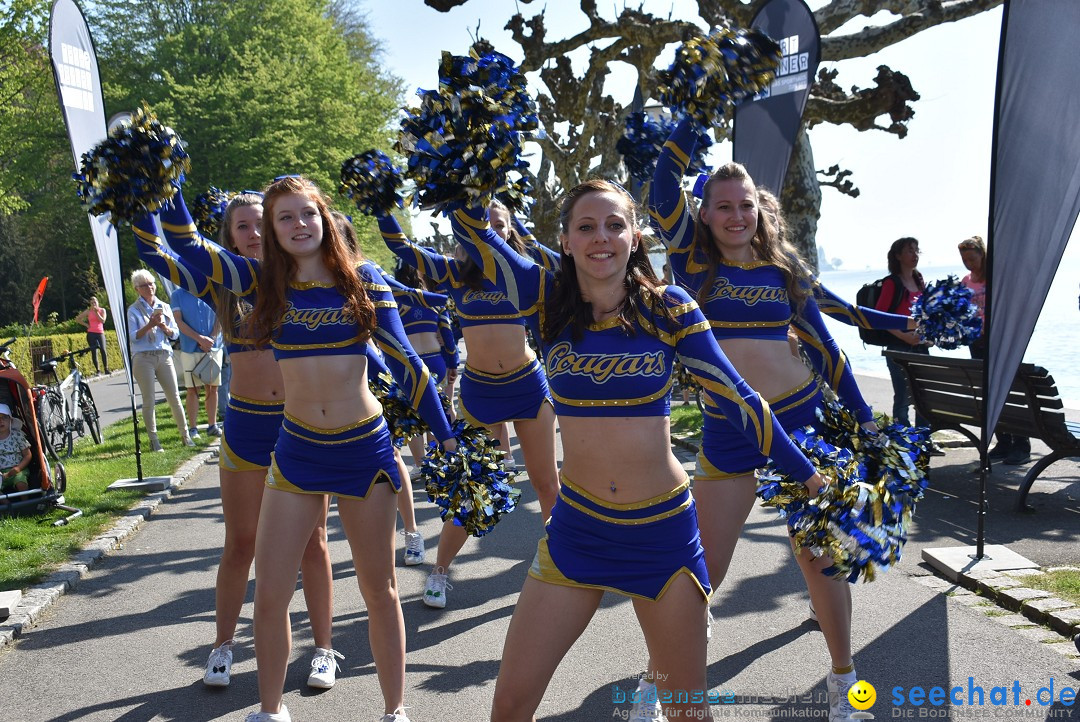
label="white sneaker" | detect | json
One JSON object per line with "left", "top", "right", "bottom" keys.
{"left": 307, "top": 647, "right": 344, "bottom": 689}
{"left": 827, "top": 671, "right": 858, "bottom": 722}
{"left": 380, "top": 710, "right": 411, "bottom": 722}
{"left": 203, "top": 639, "right": 234, "bottom": 687}
{"left": 403, "top": 531, "right": 425, "bottom": 566}
{"left": 630, "top": 680, "right": 665, "bottom": 721}
{"left": 244, "top": 705, "right": 290, "bottom": 722}
{"left": 423, "top": 566, "right": 452, "bottom": 608}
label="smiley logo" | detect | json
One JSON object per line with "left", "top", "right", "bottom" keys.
{"left": 848, "top": 680, "right": 876, "bottom": 710}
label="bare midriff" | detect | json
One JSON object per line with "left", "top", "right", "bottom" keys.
{"left": 461, "top": 323, "right": 533, "bottom": 374}
{"left": 719, "top": 337, "right": 813, "bottom": 399}
{"left": 227, "top": 348, "right": 285, "bottom": 401}
{"left": 557, "top": 415, "right": 686, "bottom": 503}
{"left": 278, "top": 354, "right": 381, "bottom": 429}
{"left": 406, "top": 331, "right": 441, "bottom": 356}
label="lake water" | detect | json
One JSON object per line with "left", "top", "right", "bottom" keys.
{"left": 818, "top": 261, "right": 1080, "bottom": 409}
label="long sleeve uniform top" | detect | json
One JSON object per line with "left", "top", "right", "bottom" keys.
{"left": 449, "top": 207, "right": 817, "bottom": 484}
{"left": 150, "top": 191, "right": 453, "bottom": 442}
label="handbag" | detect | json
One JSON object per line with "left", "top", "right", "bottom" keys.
{"left": 191, "top": 352, "right": 221, "bottom": 385}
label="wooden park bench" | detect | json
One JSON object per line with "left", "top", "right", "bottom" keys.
{"left": 883, "top": 350, "right": 1080, "bottom": 511}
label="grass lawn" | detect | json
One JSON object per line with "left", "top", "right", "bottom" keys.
{"left": 1023, "top": 568, "right": 1080, "bottom": 607}
{"left": 0, "top": 402, "right": 214, "bottom": 592}
{"left": 670, "top": 402, "right": 703, "bottom": 437}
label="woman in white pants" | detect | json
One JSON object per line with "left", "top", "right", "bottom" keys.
{"left": 126, "top": 268, "right": 192, "bottom": 450}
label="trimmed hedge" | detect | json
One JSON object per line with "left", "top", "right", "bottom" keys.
{"left": 2, "top": 332, "right": 127, "bottom": 382}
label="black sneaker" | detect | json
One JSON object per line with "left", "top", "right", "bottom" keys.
{"left": 1003, "top": 447, "right": 1031, "bottom": 466}
{"left": 988, "top": 442, "right": 1011, "bottom": 460}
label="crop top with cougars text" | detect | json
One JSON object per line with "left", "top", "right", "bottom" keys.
{"left": 153, "top": 191, "right": 452, "bottom": 441}
{"left": 649, "top": 118, "right": 910, "bottom": 424}
{"left": 378, "top": 215, "right": 532, "bottom": 330}
{"left": 449, "top": 207, "right": 817, "bottom": 483}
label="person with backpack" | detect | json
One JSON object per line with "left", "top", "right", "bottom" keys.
{"left": 876, "top": 237, "right": 931, "bottom": 426}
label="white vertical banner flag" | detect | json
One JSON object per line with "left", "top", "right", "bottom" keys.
{"left": 48, "top": 0, "right": 134, "bottom": 397}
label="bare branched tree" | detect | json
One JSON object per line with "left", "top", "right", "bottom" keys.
{"left": 421, "top": 0, "right": 1002, "bottom": 265}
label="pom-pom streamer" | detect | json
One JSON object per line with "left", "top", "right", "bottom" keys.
{"left": 339, "top": 150, "right": 405, "bottom": 217}
{"left": 756, "top": 395, "right": 931, "bottom": 583}
{"left": 616, "top": 112, "right": 712, "bottom": 183}
{"left": 368, "top": 371, "right": 451, "bottom": 448}
{"left": 421, "top": 420, "right": 520, "bottom": 536}
{"left": 912, "top": 276, "right": 983, "bottom": 350}
{"left": 395, "top": 45, "right": 538, "bottom": 212}
{"left": 73, "top": 103, "right": 190, "bottom": 224}
{"left": 656, "top": 27, "right": 781, "bottom": 130}
{"left": 191, "top": 187, "right": 234, "bottom": 240}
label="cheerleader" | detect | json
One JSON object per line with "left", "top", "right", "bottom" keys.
{"left": 157, "top": 177, "right": 454, "bottom": 722}
{"left": 448, "top": 179, "right": 825, "bottom": 722}
{"left": 379, "top": 204, "right": 559, "bottom": 609}
{"left": 649, "top": 118, "right": 912, "bottom": 722}
{"left": 135, "top": 194, "right": 346, "bottom": 692}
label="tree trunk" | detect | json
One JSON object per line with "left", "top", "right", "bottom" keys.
{"left": 782, "top": 126, "right": 821, "bottom": 274}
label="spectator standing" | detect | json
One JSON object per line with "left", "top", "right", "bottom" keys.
{"left": 172, "top": 286, "right": 223, "bottom": 439}
{"left": 877, "top": 237, "right": 929, "bottom": 426}
{"left": 76, "top": 296, "right": 109, "bottom": 374}
{"left": 126, "top": 269, "right": 193, "bottom": 451}
{"left": 959, "top": 235, "right": 1030, "bottom": 465}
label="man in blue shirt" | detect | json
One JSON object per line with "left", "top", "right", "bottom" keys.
{"left": 171, "top": 287, "right": 223, "bottom": 440}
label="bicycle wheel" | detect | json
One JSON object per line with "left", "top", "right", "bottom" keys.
{"left": 35, "top": 391, "right": 59, "bottom": 461}
{"left": 79, "top": 382, "right": 103, "bottom": 444}
{"left": 40, "top": 390, "right": 72, "bottom": 458}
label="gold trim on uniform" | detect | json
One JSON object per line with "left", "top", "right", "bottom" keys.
{"left": 547, "top": 377, "right": 673, "bottom": 408}
{"left": 557, "top": 472, "right": 691, "bottom": 511}
{"left": 271, "top": 336, "right": 366, "bottom": 351}
{"left": 464, "top": 356, "right": 537, "bottom": 380}
{"left": 283, "top": 410, "right": 383, "bottom": 434}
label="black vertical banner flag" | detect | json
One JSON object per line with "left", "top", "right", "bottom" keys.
{"left": 732, "top": 0, "right": 820, "bottom": 197}
{"left": 985, "top": 0, "right": 1080, "bottom": 441}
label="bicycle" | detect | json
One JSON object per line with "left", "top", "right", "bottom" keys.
{"left": 38, "top": 348, "right": 102, "bottom": 458}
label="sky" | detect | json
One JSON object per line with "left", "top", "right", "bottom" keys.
{"left": 360, "top": 0, "right": 1034, "bottom": 271}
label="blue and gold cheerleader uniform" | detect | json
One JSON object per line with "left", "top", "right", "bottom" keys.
{"left": 379, "top": 215, "right": 550, "bottom": 427}
{"left": 386, "top": 278, "right": 457, "bottom": 385}
{"left": 649, "top": 118, "right": 912, "bottom": 482}
{"left": 150, "top": 192, "right": 453, "bottom": 498}
{"left": 448, "top": 207, "right": 821, "bottom": 601}
{"left": 132, "top": 214, "right": 285, "bottom": 473}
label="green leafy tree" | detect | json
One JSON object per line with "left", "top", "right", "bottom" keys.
{"left": 88, "top": 0, "right": 402, "bottom": 268}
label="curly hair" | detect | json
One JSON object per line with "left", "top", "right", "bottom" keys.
{"left": 542, "top": 179, "right": 674, "bottom": 343}
{"left": 249, "top": 176, "right": 375, "bottom": 348}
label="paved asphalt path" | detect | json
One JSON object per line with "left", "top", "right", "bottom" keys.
{"left": 1, "top": 371, "right": 1078, "bottom": 721}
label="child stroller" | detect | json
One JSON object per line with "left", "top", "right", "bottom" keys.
{"left": 0, "top": 338, "right": 81, "bottom": 526}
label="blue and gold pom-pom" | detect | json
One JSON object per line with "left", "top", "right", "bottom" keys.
{"left": 73, "top": 103, "right": 190, "bottom": 224}
{"left": 673, "top": 360, "right": 702, "bottom": 393}
{"left": 339, "top": 150, "right": 405, "bottom": 218}
{"left": 421, "top": 420, "right": 520, "bottom": 537}
{"left": 656, "top": 27, "right": 781, "bottom": 129}
{"left": 757, "top": 396, "right": 930, "bottom": 583}
{"left": 912, "top": 276, "right": 983, "bottom": 350}
{"left": 191, "top": 187, "right": 234, "bottom": 240}
{"left": 616, "top": 112, "right": 712, "bottom": 183}
{"left": 395, "top": 43, "right": 538, "bottom": 212}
